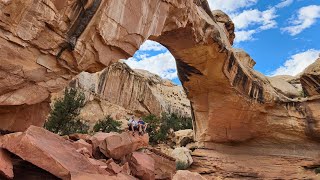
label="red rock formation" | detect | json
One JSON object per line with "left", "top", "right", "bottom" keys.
{"left": 1, "top": 0, "right": 320, "bottom": 178}
{"left": 66, "top": 61, "right": 191, "bottom": 121}
{"left": 99, "top": 132, "right": 149, "bottom": 160}
{"left": 172, "top": 170, "right": 206, "bottom": 180}
{"left": 301, "top": 57, "right": 320, "bottom": 96}
{"left": 128, "top": 152, "right": 155, "bottom": 180}
{"left": 0, "top": 148, "right": 13, "bottom": 179}
{"left": 0, "top": 126, "right": 104, "bottom": 179}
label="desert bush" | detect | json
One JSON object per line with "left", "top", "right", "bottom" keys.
{"left": 93, "top": 115, "right": 122, "bottom": 133}
{"left": 44, "top": 88, "right": 89, "bottom": 135}
{"left": 176, "top": 161, "right": 189, "bottom": 170}
{"left": 142, "top": 113, "right": 193, "bottom": 145}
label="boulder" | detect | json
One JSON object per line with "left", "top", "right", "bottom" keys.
{"left": 172, "top": 170, "right": 206, "bottom": 180}
{"left": 121, "top": 162, "right": 131, "bottom": 175}
{"left": 174, "top": 129, "right": 194, "bottom": 147}
{"left": 106, "top": 162, "right": 123, "bottom": 174}
{"left": 0, "top": 126, "right": 104, "bottom": 180}
{"left": 73, "top": 139, "right": 93, "bottom": 157}
{"left": 171, "top": 147, "right": 193, "bottom": 169}
{"left": 99, "top": 132, "right": 149, "bottom": 160}
{"left": 0, "top": 148, "right": 13, "bottom": 179}
{"left": 128, "top": 152, "right": 155, "bottom": 180}
{"left": 147, "top": 148, "right": 176, "bottom": 180}
{"left": 89, "top": 132, "right": 114, "bottom": 158}
{"left": 154, "top": 144, "right": 173, "bottom": 156}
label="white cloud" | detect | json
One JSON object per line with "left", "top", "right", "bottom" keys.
{"left": 275, "top": 0, "right": 294, "bottom": 8}
{"left": 270, "top": 49, "right": 320, "bottom": 76}
{"left": 232, "top": 8, "right": 277, "bottom": 30}
{"left": 125, "top": 51, "right": 177, "bottom": 80}
{"left": 138, "top": 40, "right": 166, "bottom": 51}
{"left": 234, "top": 30, "right": 256, "bottom": 43}
{"left": 208, "top": 0, "right": 258, "bottom": 13}
{"left": 282, "top": 5, "right": 320, "bottom": 36}
{"left": 232, "top": 8, "right": 277, "bottom": 43}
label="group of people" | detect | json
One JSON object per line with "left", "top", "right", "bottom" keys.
{"left": 127, "top": 116, "right": 148, "bottom": 136}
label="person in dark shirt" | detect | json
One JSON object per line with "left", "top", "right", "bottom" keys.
{"left": 137, "top": 118, "right": 148, "bottom": 136}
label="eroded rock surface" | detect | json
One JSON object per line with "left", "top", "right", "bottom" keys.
{"left": 1, "top": 0, "right": 320, "bottom": 178}
{"left": 99, "top": 132, "right": 149, "bottom": 160}
{"left": 0, "top": 126, "right": 105, "bottom": 180}
{"left": 0, "top": 148, "right": 13, "bottom": 179}
{"left": 301, "top": 57, "right": 320, "bottom": 96}
{"left": 57, "top": 61, "right": 191, "bottom": 126}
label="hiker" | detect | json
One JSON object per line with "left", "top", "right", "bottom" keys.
{"left": 137, "top": 118, "right": 148, "bottom": 135}
{"left": 127, "top": 116, "right": 138, "bottom": 136}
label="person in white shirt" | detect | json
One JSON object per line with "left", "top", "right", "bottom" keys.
{"left": 127, "top": 116, "right": 138, "bottom": 136}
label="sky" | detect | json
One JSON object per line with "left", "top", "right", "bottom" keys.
{"left": 126, "top": 0, "right": 320, "bottom": 85}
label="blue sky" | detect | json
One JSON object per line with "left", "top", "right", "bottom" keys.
{"left": 126, "top": 0, "right": 320, "bottom": 85}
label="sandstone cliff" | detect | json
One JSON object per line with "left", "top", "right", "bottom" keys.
{"left": 1, "top": 0, "right": 320, "bottom": 178}
{"left": 0, "top": 0, "right": 320, "bottom": 147}
{"left": 55, "top": 61, "right": 191, "bottom": 125}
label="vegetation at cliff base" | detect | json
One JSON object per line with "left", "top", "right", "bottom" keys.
{"left": 143, "top": 113, "right": 193, "bottom": 144}
{"left": 44, "top": 88, "right": 89, "bottom": 135}
{"left": 176, "top": 161, "right": 189, "bottom": 170}
{"left": 93, "top": 115, "right": 122, "bottom": 133}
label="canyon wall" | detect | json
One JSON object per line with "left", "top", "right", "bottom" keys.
{"left": 54, "top": 61, "right": 191, "bottom": 126}
{"left": 1, "top": 0, "right": 320, "bottom": 150}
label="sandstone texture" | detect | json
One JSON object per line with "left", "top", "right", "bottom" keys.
{"left": 1, "top": 0, "right": 320, "bottom": 149}
{"left": 1, "top": 0, "right": 320, "bottom": 179}
{"left": 173, "top": 129, "right": 194, "bottom": 147}
{"left": 190, "top": 147, "right": 320, "bottom": 179}
{"left": 99, "top": 132, "right": 149, "bottom": 160}
{"left": 55, "top": 61, "right": 191, "bottom": 127}
{"left": 145, "top": 148, "right": 176, "bottom": 179}
{"left": 0, "top": 126, "right": 102, "bottom": 179}
{"left": 0, "top": 126, "right": 175, "bottom": 179}
{"left": 301, "top": 57, "right": 320, "bottom": 96}
{"left": 0, "top": 148, "right": 13, "bottom": 179}
{"left": 127, "top": 152, "right": 155, "bottom": 180}
{"left": 172, "top": 170, "right": 207, "bottom": 180}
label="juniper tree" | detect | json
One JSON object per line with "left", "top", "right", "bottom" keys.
{"left": 44, "top": 88, "right": 89, "bottom": 135}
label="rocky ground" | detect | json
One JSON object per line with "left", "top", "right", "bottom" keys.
{"left": 0, "top": 126, "right": 206, "bottom": 180}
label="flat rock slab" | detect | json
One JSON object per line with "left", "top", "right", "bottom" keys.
{"left": 0, "top": 148, "right": 14, "bottom": 179}
{"left": 99, "top": 132, "right": 149, "bottom": 160}
{"left": 0, "top": 126, "right": 103, "bottom": 180}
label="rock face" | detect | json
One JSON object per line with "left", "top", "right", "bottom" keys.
{"left": 173, "top": 129, "right": 194, "bottom": 147}
{"left": 61, "top": 61, "right": 191, "bottom": 125}
{"left": 301, "top": 57, "right": 320, "bottom": 96}
{"left": 1, "top": 0, "right": 320, "bottom": 178}
{"left": 0, "top": 126, "right": 103, "bottom": 180}
{"left": 1, "top": 0, "right": 319, "bottom": 147}
{"left": 190, "top": 147, "right": 319, "bottom": 179}
{"left": 147, "top": 148, "right": 176, "bottom": 180}
{"left": 99, "top": 132, "right": 149, "bottom": 160}
{"left": 172, "top": 170, "right": 206, "bottom": 180}
{"left": 128, "top": 152, "right": 155, "bottom": 180}
{"left": 0, "top": 148, "right": 13, "bottom": 179}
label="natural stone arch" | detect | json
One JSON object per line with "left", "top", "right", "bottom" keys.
{"left": 1, "top": 0, "right": 320, "bottom": 148}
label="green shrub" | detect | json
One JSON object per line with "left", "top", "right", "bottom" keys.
{"left": 142, "top": 113, "right": 193, "bottom": 145}
{"left": 44, "top": 88, "right": 89, "bottom": 135}
{"left": 93, "top": 115, "right": 122, "bottom": 133}
{"left": 176, "top": 161, "right": 189, "bottom": 170}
